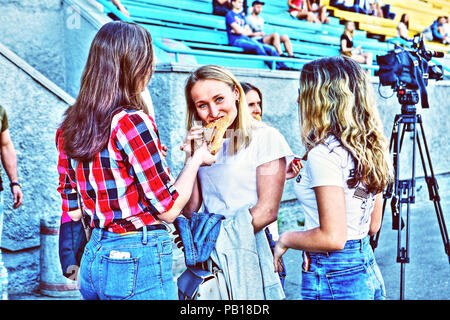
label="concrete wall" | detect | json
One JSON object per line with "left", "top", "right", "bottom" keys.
{"left": 62, "top": 0, "right": 110, "bottom": 97}
{"left": 0, "top": 0, "right": 66, "bottom": 89}
{"left": 0, "top": 43, "right": 72, "bottom": 294}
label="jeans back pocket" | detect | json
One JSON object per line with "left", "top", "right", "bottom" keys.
{"left": 326, "top": 264, "right": 373, "bottom": 300}
{"left": 99, "top": 255, "right": 139, "bottom": 300}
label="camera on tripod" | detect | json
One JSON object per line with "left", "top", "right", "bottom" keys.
{"left": 375, "top": 33, "right": 444, "bottom": 113}
{"left": 370, "top": 33, "right": 450, "bottom": 300}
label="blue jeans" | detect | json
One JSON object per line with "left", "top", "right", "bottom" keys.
{"left": 232, "top": 37, "right": 289, "bottom": 69}
{"left": 174, "top": 212, "right": 224, "bottom": 267}
{"left": 301, "top": 236, "right": 386, "bottom": 300}
{"left": 79, "top": 227, "right": 176, "bottom": 300}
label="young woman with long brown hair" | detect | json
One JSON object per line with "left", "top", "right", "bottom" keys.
{"left": 56, "top": 21, "right": 216, "bottom": 300}
{"left": 273, "top": 56, "right": 393, "bottom": 300}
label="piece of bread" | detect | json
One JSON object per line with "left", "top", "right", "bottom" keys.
{"left": 204, "top": 115, "right": 231, "bottom": 155}
{"left": 253, "top": 114, "right": 262, "bottom": 121}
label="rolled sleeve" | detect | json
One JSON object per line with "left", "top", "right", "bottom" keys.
{"left": 56, "top": 132, "right": 80, "bottom": 222}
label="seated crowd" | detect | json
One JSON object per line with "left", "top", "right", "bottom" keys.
{"left": 106, "top": 0, "right": 449, "bottom": 73}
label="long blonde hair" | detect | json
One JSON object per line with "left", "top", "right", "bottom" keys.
{"left": 344, "top": 20, "right": 354, "bottom": 38}
{"left": 184, "top": 65, "right": 255, "bottom": 154}
{"left": 298, "top": 56, "right": 393, "bottom": 194}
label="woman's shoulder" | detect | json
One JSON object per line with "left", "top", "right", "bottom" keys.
{"left": 111, "top": 109, "right": 157, "bottom": 137}
{"left": 308, "top": 136, "right": 349, "bottom": 165}
{"left": 112, "top": 109, "right": 155, "bottom": 127}
{"left": 251, "top": 121, "right": 286, "bottom": 142}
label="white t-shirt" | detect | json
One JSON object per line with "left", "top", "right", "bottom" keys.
{"left": 246, "top": 14, "right": 265, "bottom": 33}
{"left": 293, "top": 136, "right": 376, "bottom": 240}
{"left": 397, "top": 22, "right": 408, "bottom": 38}
{"left": 198, "top": 122, "right": 293, "bottom": 218}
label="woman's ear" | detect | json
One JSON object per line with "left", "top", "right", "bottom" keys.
{"left": 233, "top": 86, "right": 240, "bottom": 101}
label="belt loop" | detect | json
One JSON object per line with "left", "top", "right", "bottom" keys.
{"left": 142, "top": 225, "right": 148, "bottom": 245}
{"left": 99, "top": 228, "right": 104, "bottom": 241}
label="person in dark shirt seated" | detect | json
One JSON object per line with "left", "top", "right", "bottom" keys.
{"left": 213, "top": 0, "right": 248, "bottom": 16}
{"left": 330, "top": 0, "right": 369, "bottom": 14}
{"left": 340, "top": 21, "right": 372, "bottom": 68}
{"left": 226, "top": 0, "right": 297, "bottom": 70}
{"left": 213, "top": 0, "right": 231, "bottom": 16}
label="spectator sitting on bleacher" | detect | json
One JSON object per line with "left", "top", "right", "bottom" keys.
{"left": 438, "top": 16, "right": 450, "bottom": 45}
{"left": 364, "top": 0, "right": 395, "bottom": 19}
{"left": 213, "top": 0, "right": 249, "bottom": 16}
{"left": 213, "top": 0, "right": 231, "bottom": 16}
{"left": 329, "top": 0, "right": 369, "bottom": 14}
{"left": 310, "top": 0, "right": 330, "bottom": 24}
{"left": 226, "top": 0, "right": 296, "bottom": 70}
{"left": 367, "top": 0, "right": 383, "bottom": 18}
{"left": 397, "top": 14, "right": 411, "bottom": 41}
{"left": 110, "top": 0, "right": 130, "bottom": 17}
{"left": 247, "top": 1, "right": 295, "bottom": 57}
{"left": 288, "top": 0, "right": 321, "bottom": 23}
{"left": 424, "top": 17, "right": 450, "bottom": 44}
{"left": 340, "top": 21, "right": 373, "bottom": 68}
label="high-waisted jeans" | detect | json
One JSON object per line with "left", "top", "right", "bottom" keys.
{"left": 79, "top": 226, "right": 176, "bottom": 300}
{"left": 301, "top": 236, "right": 386, "bottom": 300}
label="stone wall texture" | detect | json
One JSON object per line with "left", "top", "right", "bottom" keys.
{"left": 0, "top": 50, "right": 70, "bottom": 293}
{"left": 0, "top": 0, "right": 66, "bottom": 89}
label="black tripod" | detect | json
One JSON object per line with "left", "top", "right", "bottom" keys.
{"left": 370, "top": 87, "right": 450, "bottom": 300}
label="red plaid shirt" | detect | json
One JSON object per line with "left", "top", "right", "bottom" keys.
{"left": 56, "top": 110, "right": 179, "bottom": 233}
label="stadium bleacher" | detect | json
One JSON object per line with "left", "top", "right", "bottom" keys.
{"left": 324, "top": 0, "right": 450, "bottom": 52}
{"left": 95, "top": 0, "right": 449, "bottom": 74}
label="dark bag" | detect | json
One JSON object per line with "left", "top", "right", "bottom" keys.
{"left": 58, "top": 197, "right": 92, "bottom": 280}
{"left": 177, "top": 264, "right": 228, "bottom": 300}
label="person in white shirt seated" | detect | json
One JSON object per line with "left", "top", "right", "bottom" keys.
{"left": 397, "top": 13, "right": 411, "bottom": 41}
{"left": 247, "top": 1, "right": 294, "bottom": 57}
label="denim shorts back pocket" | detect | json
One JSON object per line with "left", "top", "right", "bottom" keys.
{"left": 301, "top": 269, "right": 318, "bottom": 300}
{"left": 326, "top": 264, "right": 373, "bottom": 300}
{"left": 99, "top": 255, "right": 139, "bottom": 300}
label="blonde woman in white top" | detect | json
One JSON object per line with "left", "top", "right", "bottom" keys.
{"left": 273, "top": 56, "right": 393, "bottom": 300}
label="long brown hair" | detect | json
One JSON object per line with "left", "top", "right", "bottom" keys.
{"left": 60, "top": 21, "right": 154, "bottom": 162}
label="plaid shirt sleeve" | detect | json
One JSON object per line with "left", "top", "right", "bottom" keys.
{"left": 56, "top": 128, "right": 80, "bottom": 224}
{"left": 113, "top": 111, "right": 179, "bottom": 215}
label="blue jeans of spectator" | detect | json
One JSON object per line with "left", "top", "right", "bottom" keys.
{"left": 301, "top": 236, "right": 386, "bottom": 300}
{"left": 232, "top": 37, "right": 289, "bottom": 69}
{"left": 79, "top": 227, "right": 176, "bottom": 300}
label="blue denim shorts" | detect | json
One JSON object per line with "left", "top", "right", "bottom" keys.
{"left": 79, "top": 226, "right": 176, "bottom": 300}
{"left": 301, "top": 236, "right": 386, "bottom": 300}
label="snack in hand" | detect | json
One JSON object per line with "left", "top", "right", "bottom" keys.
{"left": 204, "top": 115, "right": 232, "bottom": 155}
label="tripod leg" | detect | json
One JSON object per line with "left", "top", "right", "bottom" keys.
{"left": 416, "top": 118, "right": 450, "bottom": 262}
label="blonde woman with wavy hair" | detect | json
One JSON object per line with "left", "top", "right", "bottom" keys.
{"left": 180, "top": 65, "right": 294, "bottom": 299}
{"left": 274, "top": 56, "right": 393, "bottom": 300}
